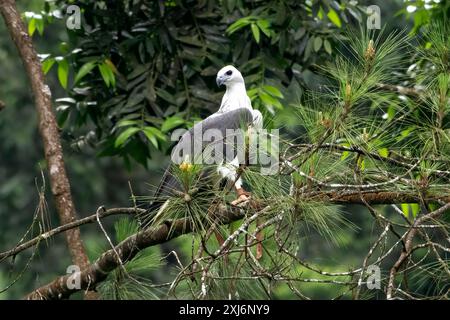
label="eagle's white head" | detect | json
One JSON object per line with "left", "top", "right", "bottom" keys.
{"left": 216, "top": 65, "right": 244, "bottom": 87}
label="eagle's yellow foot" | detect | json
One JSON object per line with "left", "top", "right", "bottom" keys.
{"left": 231, "top": 188, "right": 251, "bottom": 205}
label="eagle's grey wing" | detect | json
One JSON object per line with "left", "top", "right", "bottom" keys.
{"left": 171, "top": 107, "right": 253, "bottom": 166}
{"left": 143, "top": 108, "right": 254, "bottom": 216}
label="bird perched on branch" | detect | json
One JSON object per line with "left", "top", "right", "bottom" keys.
{"left": 143, "top": 66, "right": 263, "bottom": 226}
{"left": 140, "top": 65, "right": 265, "bottom": 259}
{"left": 211, "top": 65, "right": 264, "bottom": 203}
{"left": 160, "top": 66, "right": 261, "bottom": 198}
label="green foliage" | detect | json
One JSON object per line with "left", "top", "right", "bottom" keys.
{"left": 398, "top": 0, "right": 449, "bottom": 34}
{"left": 1, "top": 0, "right": 448, "bottom": 301}
{"left": 97, "top": 218, "right": 162, "bottom": 300}
{"left": 31, "top": 0, "right": 365, "bottom": 167}
{"left": 56, "top": 57, "right": 69, "bottom": 89}
{"left": 285, "top": 21, "right": 449, "bottom": 223}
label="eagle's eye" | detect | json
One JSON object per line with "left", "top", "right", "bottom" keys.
{"left": 225, "top": 70, "right": 233, "bottom": 76}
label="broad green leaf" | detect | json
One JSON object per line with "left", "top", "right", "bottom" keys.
{"left": 324, "top": 39, "right": 332, "bottom": 54}
{"left": 251, "top": 23, "right": 260, "bottom": 43}
{"left": 57, "top": 59, "right": 69, "bottom": 89}
{"left": 142, "top": 127, "right": 165, "bottom": 148}
{"left": 314, "top": 36, "right": 323, "bottom": 52}
{"left": 177, "top": 35, "right": 203, "bottom": 47}
{"left": 74, "top": 61, "right": 97, "bottom": 84}
{"left": 226, "top": 17, "right": 252, "bottom": 35}
{"left": 317, "top": 6, "right": 324, "bottom": 20}
{"left": 42, "top": 58, "right": 55, "bottom": 75}
{"left": 304, "top": 36, "right": 314, "bottom": 60}
{"left": 59, "top": 42, "right": 69, "bottom": 54}
{"left": 98, "top": 64, "right": 110, "bottom": 87}
{"left": 294, "top": 28, "right": 306, "bottom": 40}
{"left": 246, "top": 88, "right": 259, "bottom": 100}
{"left": 35, "top": 17, "right": 44, "bottom": 35}
{"left": 156, "top": 88, "right": 176, "bottom": 105}
{"left": 161, "top": 116, "right": 184, "bottom": 133}
{"left": 327, "top": 8, "right": 342, "bottom": 28}
{"left": 144, "top": 126, "right": 166, "bottom": 141}
{"left": 263, "top": 85, "right": 284, "bottom": 98}
{"left": 104, "top": 59, "right": 118, "bottom": 74}
{"left": 28, "top": 18, "right": 36, "bottom": 36}
{"left": 143, "top": 127, "right": 158, "bottom": 148}
{"left": 106, "top": 64, "right": 116, "bottom": 87}
{"left": 256, "top": 19, "right": 271, "bottom": 37}
{"left": 348, "top": 8, "right": 362, "bottom": 22}
{"left": 259, "top": 91, "right": 283, "bottom": 109}
{"left": 117, "top": 119, "right": 139, "bottom": 128}
{"left": 98, "top": 62, "right": 115, "bottom": 87}
{"left": 115, "top": 127, "right": 140, "bottom": 147}
{"left": 57, "top": 108, "right": 70, "bottom": 127}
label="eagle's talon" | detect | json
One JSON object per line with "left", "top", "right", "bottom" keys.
{"left": 231, "top": 193, "right": 251, "bottom": 205}
{"left": 231, "top": 187, "right": 251, "bottom": 205}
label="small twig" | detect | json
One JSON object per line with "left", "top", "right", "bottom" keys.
{"left": 376, "top": 83, "right": 422, "bottom": 97}
{"left": 0, "top": 207, "right": 143, "bottom": 261}
{"left": 95, "top": 206, "right": 125, "bottom": 271}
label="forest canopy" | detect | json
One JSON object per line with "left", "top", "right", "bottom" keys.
{"left": 0, "top": 0, "right": 449, "bottom": 301}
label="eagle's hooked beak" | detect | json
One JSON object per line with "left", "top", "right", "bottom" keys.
{"left": 216, "top": 75, "right": 225, "bottom": 87}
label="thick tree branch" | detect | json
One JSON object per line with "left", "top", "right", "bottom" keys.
{"left": 303, "top": 190, "right": 450, "bottom": 205}
{"left": 25, "top": 204, "right": 245, "bottom": 300}
{"left": 0, "top": 0, "right": 92, "bottom": 289}
{"left": 5, "top": 191, "right": 448, "bottom": 263}
{"left": 22, "top": 189, "right": 450, "bottom": 299}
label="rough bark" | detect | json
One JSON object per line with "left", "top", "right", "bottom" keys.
{"left": 0, "top": 0, "right": 95, "bottom": 299}
{"left": 305, "top": 190, "right": 450, "bottom": 205}
{"left": 3, "top": 191, "right": 448, "bottom": 262}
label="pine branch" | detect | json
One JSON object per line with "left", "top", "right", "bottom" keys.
{"left": 25, "top": 203, "right": 246, "bottom": 300}
{"left": 303, "top": 190, "right": 450, "bottom": 204}
{"left": 376, "top": 83, "right": 422, "bottom": 97}
{"left": 0, "top": 208, "right": 144, "bottom": 261}
{"left": 22, "top": 189, "right": 450, "bottom": 300}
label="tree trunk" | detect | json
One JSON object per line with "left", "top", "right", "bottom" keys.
{"left": 0, "top": 0, "right": 97, "bottom": 299}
